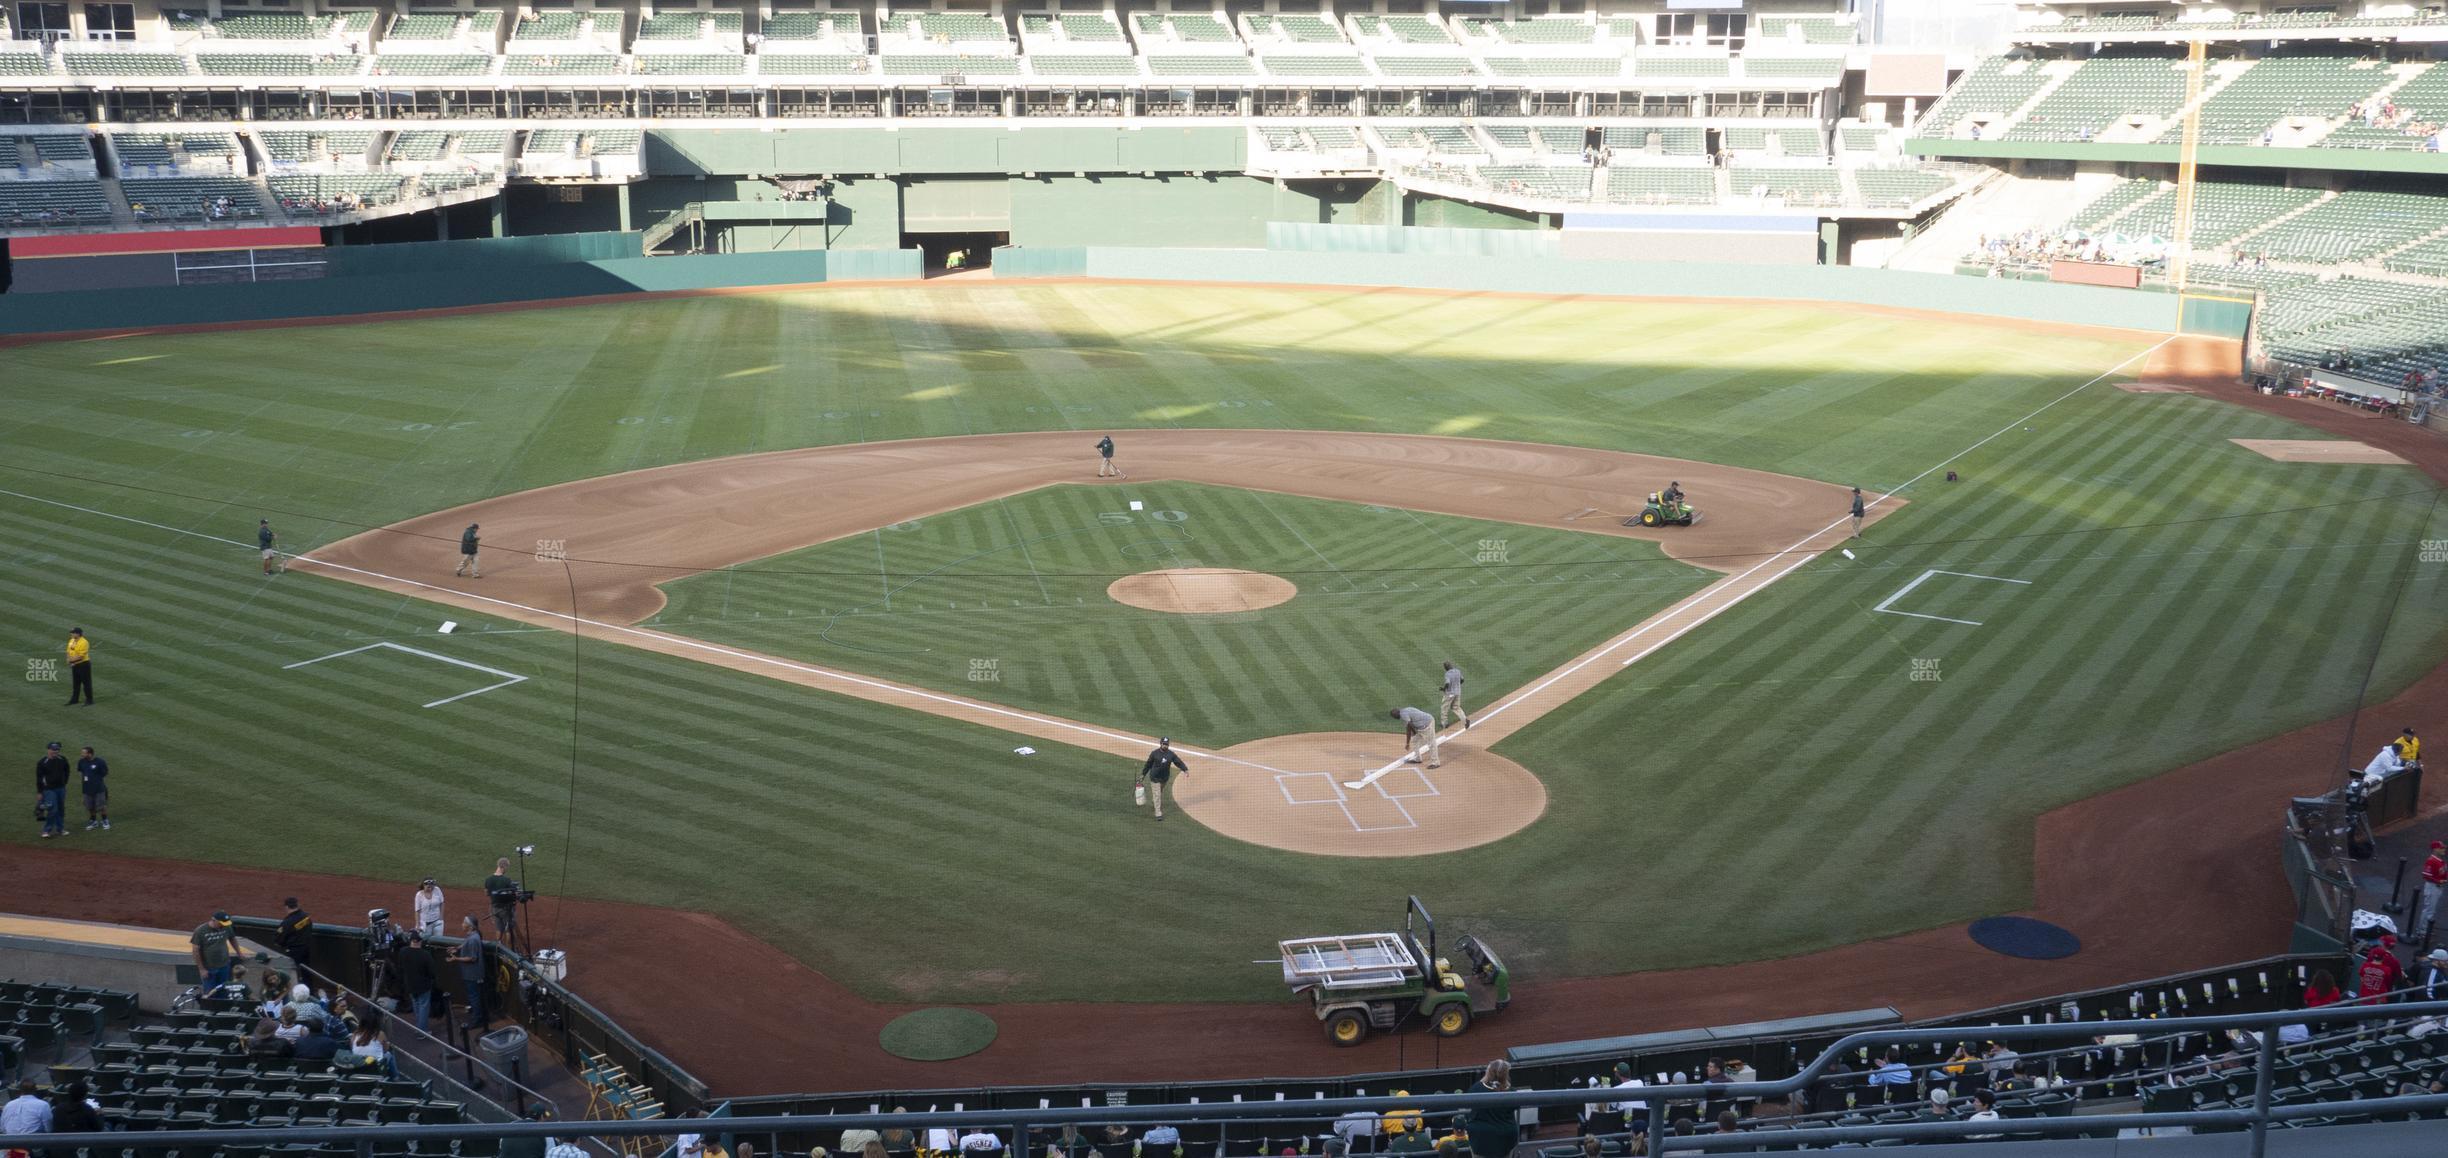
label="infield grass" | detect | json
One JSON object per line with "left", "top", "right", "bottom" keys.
{"left": 2, "top": 282, "right": 2440, "bottom": 1003}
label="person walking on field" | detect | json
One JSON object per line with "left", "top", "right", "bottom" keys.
{"left": 34, "top": 742, "right": 70, "bottom": 839}
{"left": 1390, "top": 706, "right": 1440, "bottom": 769}
{"left": 77, "top": 746, "right": 108, "bottom": 831}
{"left": 1438, "top": 662, "right": 1471, "bottom": 730}
{"left": 1095, "top": 435, "right": 1124, "bottom": 479}
{"left": 454, "top": 523, "right": 481, "bottom": 578}
{"left": 63, "top": 627, "right": 93, "bottom": 706}
{"left": 1849, "top": 487, "right": 1866, "bottom": 538}
{"left": 413, "top": 877, "right": 445, "bottom": 938}
{"left": 1137, "top": 738, "right": 1187, "bottom": 821}
{"left": 258, "top": 518, "right": 281, "bottom": 575}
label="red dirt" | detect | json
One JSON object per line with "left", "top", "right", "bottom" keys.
{"left": 7, "top": 321, "right": 2438, "bottom": 1097}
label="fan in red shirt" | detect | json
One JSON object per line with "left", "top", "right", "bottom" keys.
{"left": 2419, "top": 841, "right": 2447, "bottom": 943}
{"left": 2356, "top": 936, "right": 2407, "bottom": 1005}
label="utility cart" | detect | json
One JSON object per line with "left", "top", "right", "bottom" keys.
{"left": 1277, "top": 896, "right": 1509, "bottom": 1046}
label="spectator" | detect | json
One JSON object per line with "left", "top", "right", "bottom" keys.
{"left": 286, "top": 983, "right": 327, "bottom": 1029}
{"left": 248, "top": 1016, "right": 292, "bottom": 1058}
{"left": 273, "top": 1007, "right": 308, "bottom": 1047}
{"left": 1606, "top": 1061, "right": 1648, "bottom": 1136}
{"left": 342, "top": 1020, "right": 390, "bottom": 1074}
{"left": 2419, "top": 842, "right": 2446, "bottom": 945}
{"left": 1867, "top": 1049, "right": 1913, "bottom": 1088}
{"left": 49, "top": 1081, "right": 102, "bottom": 1136}
{"left": 1139, "top": 1125, "right": 1180, "bottom": 1152}
{"left": 1, "top": 1080, "right": 50, "bottom": 1135}
{"left": 675, "top": 1114, "right": 706, "bottom": 1158}
{"left": 838, "top": 1126, "right": 881, "bottom": 1154}
{"left": 2357, "top": 935, "right": 2408, "bottom": 1004}
{"left": 414, "top": 878, "right": 446, "bottom": 938}
{"left": 2418, "top": 948, "right": 2448, "bottom": 1001}
{"left": 1711, "top": 1111, "right": 1738, "bottom": 1135}
{"left": 1965, "top": 1090, "right": 2002, "bottom": 1140}
{"left": 192, "top": 910, "right": 238, "bottom": 991}
{"left": 451, "top": 915, "right": 491, "bottom": 1027}
{"left": 1982, "top": 1041, "right": 2020, "bottom": 1081}
{"left": 1462, "top": 1060, "right": 1520, "bottom": 1158}
{"left": 397, "top": 930, "right": 440, "bottom": 1033}
{"left": 2288, "top": 968, "right": 2345, "bottom": 1043}
{"left": 957, "top": 1130, "right": 1003, "bottom": 1155}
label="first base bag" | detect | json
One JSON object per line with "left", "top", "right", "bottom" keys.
{"left": 1134, "top": 782, "right": 1148, "bottom": 807}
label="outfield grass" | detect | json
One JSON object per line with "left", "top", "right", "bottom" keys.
{"left": 653, "top": 482, "right": 1717, "bottom": 745}
{"left": 2, "top": 283, "right": 2438, "bottom": 1003}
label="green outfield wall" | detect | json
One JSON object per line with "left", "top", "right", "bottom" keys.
{"left": 0, "top": 243, "right": 921, "bottom": 337}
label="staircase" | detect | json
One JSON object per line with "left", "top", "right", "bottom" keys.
{"left": 1882, "top": 169, "right": 2069, "bottom": 272}
{"left": 2224, "top": 191, "right": 2335, "bottom": 249}
{"left": 2300, "top": 63, "right": 2431, "bottom": 147}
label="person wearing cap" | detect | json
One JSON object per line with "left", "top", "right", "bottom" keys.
{"left": 2421, "top": 841, "right": 2447, "bottom": 945}
{"left": 2399, "top": 727, "right": 2423, "bottom": 766}
{"left": 1608, "top": 1061, "right": 1649, "bottom": 1138}
{"left": 2355, "top": 934, "right": 2407, "bottom": 1005}
{"left": 413, "top": 877, "right": 446, "bottom": 938}
{"left": 193, "top": 910, "right": 238, "bottom": 991}
{"left": 258, "top": 518, "right": 280, "bottom": 575}
{"left": 34, "top": 742, "right": 70, "bottom": 838}
{"left": 1849, "top": 487, "right": 1866, "bottom": 538}
{"left": 2416, "top": 947, "right": 2448, "bottom": 1002}
{"left": 1137, "top": 738, "right": 1188, "bottom": 821}
{"left": 455, "top": 523, "right": 481, "bottom": 578}
{"left": 63, "top": 627, "right": 92, "bottom": 706}
{"left": 76, "top": 746, "right": 108, "bottom": 831}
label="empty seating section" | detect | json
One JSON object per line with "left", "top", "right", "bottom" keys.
{"left": 2259, "top": 277, "right": 2448, "bottom": 377}
{"left": 1604, "top": 165, "right": 1716, "bottom": 205}
{"left": 374, "top": 54, "right": 493, "bottom": 75}
{"left": 883, "top": 54, "right": 1020, "bottom": 74}
{"left": 389, "top": 130, "right": 450, "bottom": 161}
{"left": 1758, "top": 15, "right": 1855, "bottom": 45}
{"left": 62, "top": 51, "right": 193, "bottom": 76}
{"left": 1058, "top": 14, "right": 1124, "bottom": 41}
{"left": 211, "top": 13, "right": 324, "bottom": 38}
{"left": 1146, "top": 54, "right": 1252, "bottom": 75}
{"left": 110, "top": 135, "right": 175, "bottom": 169}
{"left": 1278, "top": 14, "right": 1345, "bottom": 43}
{"left": 1839, "top": 124, "right": 1883, "bottom": 152}
{"left": 635, "top": 12, "right": 708, "bottom": 40}
{"left": 589, "top": 130, "right": 643, "bottom": 156}
{"left": 2066, "top": 177, "right": 2163, "bottom": 231}
{"left": 1854, "top": 167, "right": 1952, "bottom": 209}
{"left": 2005, "top": 57, "right": 2188, "bottom": 141}
{"left": 196, "top": 52, "right": 364, "bottom": 76}
{"left": 1742, "top": 56, "right": 1843, "bottom": 85}
{"left": 455, "top": 130, "right": 511, "bottom": 157}
{"left": 761, "top": 12, "right": 861, "bottom": 40}
{"left": 2176, "top": 56, "right": 2394, "bottom": 144}
{"left": 1384, "top": 16, "right": 1451, "bottom": 44}
{"left": 2386, "top": 234, "right": 2448, "bottom": 278}
{"left": 2247, "top": 191, "right": 2448, "bottom": 262}
{"left": 1475, "top": 18, "right": 1594, "bottom": 44}
{"left": 1031, "top": 55, "right": 1139, "bottom": 76}
{"left": 1422, "top": 124, "right": 1479, "bottom": 154}
{"left": 0, "top": 179, "right": 110, "bottom": 226}
{"left": 910, "top": 12, "right": 1005, "bottom": 41}
{"left": 1373, "top": 56, "right": 1475, "bottom": 76}
{"left": 385, "top": 11, "right": 460, "bottom": 40}
{"left": 1261, "top": 127, "right": 1304, "bottom": 151}
{"left": 512, "top": 11, "right": 584, "bottom": 39}
{"left": 526, "top": 128, "right": 581, "bottom": 155}
{"left": 2115, "top": 181, "right": 2321, "bottom": 246}
{"left": 1479, "top": 124, "right": 1531, "bottom": 149}
{"left": 123, "top": 176, "right": 264, "bottom": 221}
{"left": 1633, "top": 55, "right": 1730, "bottom": 79}
{"left": 1305, "top": 125, "right": 1360, "bottom": 148}
{"left": 1722, "top": 126, "right": 1824, "bottom": 155}
{"left": 1478, "top": 164, "right": 1591, "bottom": 199}
{"left": 1164, "top": 14, "right": 1236, "bottom": 42}
{"left": 1604, "top": 125, "right": 1704, "bottom": 155}
{"left": 1533, "top": 125, "right": 1584, "bottom": 153}
{"left": 1481, "top": 56, "right": 1619, "bottom": 77}
{"left": 1378, "top": 126, "right": 1427, "bottom": 149}
{"left": 1261, "top": 55, "right": 1367, "bottom": 77}
{"left": 1923, "top": 57, "right": 2052, "bottom": 134}
{"left": 272, "top": 172, "right": 410, "bottom": 210}
{"left": 501, "top": 53, "right": 624, "bottom": 75}
{"left": 636, "top": 54, "right": 747, "bottom": 74}
{"left": 0, "top": 48, "right": 48, "bottom": 76}
{"left": 759, "top": 54, "right": 871, "bottom": 75}
{"left": 1730, "top": 165, "right": 1841, "bottom": 204}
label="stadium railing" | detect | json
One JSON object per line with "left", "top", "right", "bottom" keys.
{"left": 8, "top": 1001, "right": 2448, "bottom": 1156}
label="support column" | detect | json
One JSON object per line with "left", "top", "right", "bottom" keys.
{"left": 616, "top": 183, "right": 633, "bottom": 233}
{"left": 490, "top": 191, "right": 506, "bottom": 237}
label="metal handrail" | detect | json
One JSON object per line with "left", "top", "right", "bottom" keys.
{"left": 10, "top": 1001, "right": 2448, "bottom": 1156}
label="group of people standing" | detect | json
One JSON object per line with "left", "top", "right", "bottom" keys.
{"left": 32, "top": 740, "right": 108, "bottom": 838}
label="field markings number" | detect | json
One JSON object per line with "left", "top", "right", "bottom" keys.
{"left": 1871, "top": 569, "right": 2033, "bottom": 628}
{"left": 282, "top": 641, "right": 528, "bottom": 708}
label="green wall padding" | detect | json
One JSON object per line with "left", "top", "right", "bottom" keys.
{"left": 325, "top": 231, "right": 642, "bottom": 277}
{"left": 1266, "top": 222, "right": 1562, "bottom": 258}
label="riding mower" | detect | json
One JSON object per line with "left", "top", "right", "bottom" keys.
{"left": 1628, "top": 492, "right": 1697, "bottom": 527}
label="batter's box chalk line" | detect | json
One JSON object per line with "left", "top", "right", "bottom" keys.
{"left": 281, "top": 641, "right": 527, "bottom": 709}
{"left": 1272, "top": 769, "right": 1429, "bottom": 832}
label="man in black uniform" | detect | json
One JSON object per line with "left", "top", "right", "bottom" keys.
{"left": 1137, "top": 738, "right": 1188, "bottom": 821}
{"left": 76, "top": 745, "right": 108, "bottom": 831}
{"left": 34, "top": 742, "right": 70, "bottom": 839}
{"left": 454, "top": 523, "right": 481, "bottom": 578}
{"left": 274, "top": 897, "right": 313, "bottom": 966}
{"left": 1095, "top": 435, "right": 1124, "bottom": 479}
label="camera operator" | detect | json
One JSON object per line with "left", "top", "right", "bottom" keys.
{"left": 364, "top": 910, "right": 403, "bottom": 1007}
{"left": 485, "top": 857, "right": 520, "bottom": 942}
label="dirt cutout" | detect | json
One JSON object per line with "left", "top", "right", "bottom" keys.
{"left": 1107, "top": 568, "right": 1297, "bottom": 614}
{"left": 2230, "top": 438, "right": 2410, "bottom": 465}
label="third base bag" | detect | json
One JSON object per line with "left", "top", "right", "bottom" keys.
{"left": 1134, "top": 782, "right": 1147, "bottom": 807}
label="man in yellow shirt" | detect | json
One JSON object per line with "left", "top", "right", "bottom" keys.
{"left": 2398, "top": 728, "right": 2422, "bottom": 766}
{"left": 64, "top": 627, "right": 93, "bottom": 706}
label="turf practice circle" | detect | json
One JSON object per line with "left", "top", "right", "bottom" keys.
{"left": 1108, "top": 568, "right": 1296, "bottom": 614}
{"left": 1967, "top": 917, "right": 2082, "bottom": 961}
{"left": 879, "top": 1008, "right": 998, "bottom": 1061}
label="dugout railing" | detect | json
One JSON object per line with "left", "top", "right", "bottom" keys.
{"left": 9, "top": 1002, "right": 2448, "bottom": 1158}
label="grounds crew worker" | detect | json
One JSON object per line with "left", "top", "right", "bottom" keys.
{"left": 455, "top": 523, "right": 481, "bottom": 578}
{"left": 1095, "top": 435, "right": 1124, "bottom": 479}
{"left": 1137, "top": 738, "right": 1187, "bottom": 821}
{"left": 35, "top": 742, "right": 70, "bottom": 839}
{"left": 258, "top": 518, "right": 280, "bottom": 575}
{"left": 63, "top": 627, "right": 93, "bottom": 706}
{"left": 1439, "top": 662, "right": 1470, "bottom": 730}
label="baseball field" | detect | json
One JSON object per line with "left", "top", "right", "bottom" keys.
{"left": 5, "top": 280, "right": 2444, "bottom": 1031}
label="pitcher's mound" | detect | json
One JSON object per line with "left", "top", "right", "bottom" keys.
{"left": 1175, "top": 731, "right": 1545, "bottom": 857}
{"left": 1109, "top": 568, "right": 1296, "bottom": 614}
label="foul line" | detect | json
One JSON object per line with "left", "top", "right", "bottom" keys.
{"left": 282, "top": 640, "right": 528, "bottom": 708}
{"left": 1870, "top": 568, "right": 2034, "bottom": 628}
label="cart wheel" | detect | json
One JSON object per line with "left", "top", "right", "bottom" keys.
{"left": 1431, "top": 1004, "right": 1471, "bottom": 1037}
{"left": 1639, "top": 510, "right": 1660, "bottom": 527}
{"left": 1326, "top": 1010, "right": 1368, "bottom": 1046}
